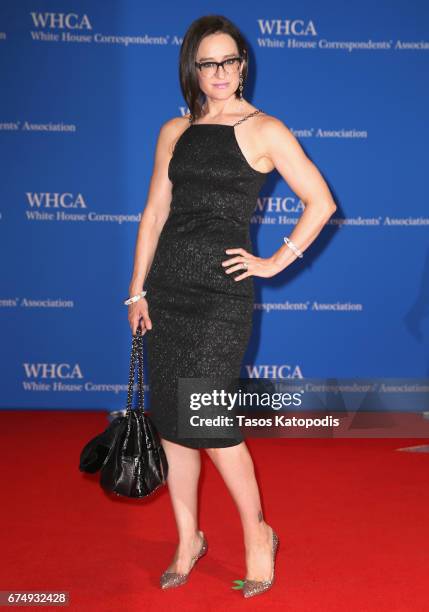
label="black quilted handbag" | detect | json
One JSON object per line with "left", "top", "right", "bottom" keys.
{"left": 79, "top": 326, "right": 168, "bottom": 498}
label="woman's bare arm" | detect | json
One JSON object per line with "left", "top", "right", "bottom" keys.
{"left": 263, "top": 116, "right": 337, "bottom": 272}
{"left": 223, "top": 116, "right": 338, "bottom": 281}
{"left": 128, "top": 116, "right": 187, "bottom": 296}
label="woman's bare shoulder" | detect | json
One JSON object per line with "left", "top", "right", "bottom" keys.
{"left": 256, "top": 112, "right": 300, "bottom": 152}
{"left": 161, "top": 113, "right": 191, "bottom": 130}
{"left": 257, "top": 111, "right": 290, "bottom": 132}
{"left": 158, "top": 114, "right": 192, "bottom": 154}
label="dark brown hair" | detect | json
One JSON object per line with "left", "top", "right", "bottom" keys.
{"left": 179, "top": 15, "right": 249, "bottom": 122}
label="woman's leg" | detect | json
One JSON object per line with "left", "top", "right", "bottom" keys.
{"left": 205, "top": 442, "right": 274, "bottom": 581}
{"left": 160, "top": 438, "right": 205, "bottom": 574}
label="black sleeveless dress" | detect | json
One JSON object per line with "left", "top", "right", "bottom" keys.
{"left": 144, "top": 109, "right": 269, "bottom": 448}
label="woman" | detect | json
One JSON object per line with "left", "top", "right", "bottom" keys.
{"left": 127, "top": 15, "right": 337, "bottom": 598}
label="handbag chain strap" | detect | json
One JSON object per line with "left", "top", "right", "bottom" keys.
{"left": 125, "top": 326, "right": 145, "bottom": 416}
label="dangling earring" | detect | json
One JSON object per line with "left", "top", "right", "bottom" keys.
{"left": 239, "top": 73, "right": 244, "bottom": 102}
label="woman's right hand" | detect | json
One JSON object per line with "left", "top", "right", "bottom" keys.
{"left": 128, "top": 297, "right": 153, "bottom": 336}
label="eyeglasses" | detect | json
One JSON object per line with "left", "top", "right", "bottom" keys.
{"left": 194, "top": 56, "right": 243, "bottom": 78}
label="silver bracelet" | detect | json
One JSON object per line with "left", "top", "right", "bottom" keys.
{"left": 283, "top": 236, "right": 304, "bottom": 259}
{"left": 123, "top": 290, "right": 147, "bottom": 306}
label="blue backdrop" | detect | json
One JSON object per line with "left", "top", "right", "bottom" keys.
{"left": 1, "top": 1, "right": 428, "bottom": 410}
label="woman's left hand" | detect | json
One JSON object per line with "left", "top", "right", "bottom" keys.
{"left": 221, "top": 248, "right": 280, "bottom": 281}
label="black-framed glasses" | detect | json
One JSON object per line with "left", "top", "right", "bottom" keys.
{"left": 194, "top": 56, "right": 243, "bottom": 78}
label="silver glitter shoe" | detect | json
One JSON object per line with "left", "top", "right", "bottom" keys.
{"left": 242, "top": 527, "right": 279, "bottom": 598}
{"left": 160, "top": 530, "right": 208, "bottom": 589}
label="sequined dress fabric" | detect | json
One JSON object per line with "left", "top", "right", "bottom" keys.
{"left": 145, "top": 110, "right": 268, "bottom": 448}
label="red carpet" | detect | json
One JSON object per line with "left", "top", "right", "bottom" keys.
{"left": 1, "top": 410, "right": 428, "bottom": 611}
